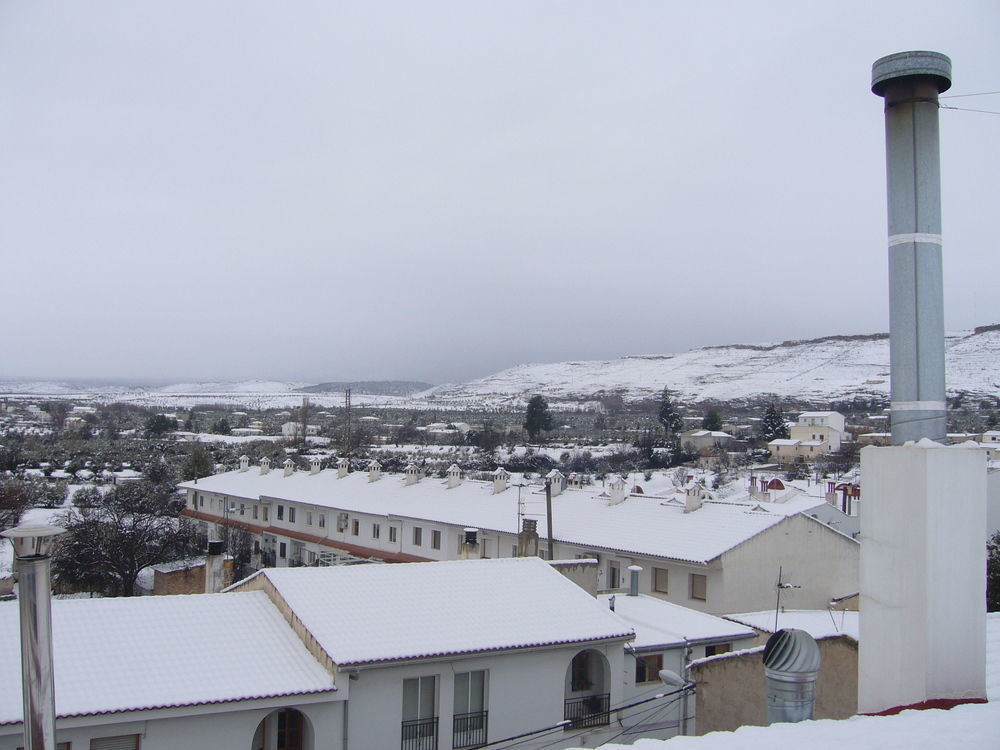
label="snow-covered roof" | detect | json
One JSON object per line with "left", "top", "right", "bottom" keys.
{"left": 724, "top": 609, "right": 859, "bottom": 641}
{"left": 768, "top": 439, "right": 799, "bottom": 446}
{"left": 181, "top": 470, "right": 813, "bottom": 564}
{"left": 0, "top": 591, "right": 334, "bottom": 725}
{"left": 240, "top": 558, "right": 633, "bottom": 666}
{"left": 597, "top": 594, "right": 755, "bottom": 649}
{"left": 587, "top": 612, "right": 1000, "bottom": 749}
{"left": 799, "top": 411, "right": 840, "bottom": 418}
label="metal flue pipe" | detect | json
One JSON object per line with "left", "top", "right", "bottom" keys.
{"left": 871, "top": 51, "right": 952, "bottom": 444}
{"left": 1, "top": 524, "right": 66, "bottom": 750}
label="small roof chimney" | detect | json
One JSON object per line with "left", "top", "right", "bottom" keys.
{"left": 608, "top": 478, "right": 627, "bottom": 506}
{"left": 337, "top": 456, "right": 350, "bottom": 479}
{"left": 404, "top": 463, "right": 421, "bottom": 486}
{"left": 492, "top": 467, "right": 509, "bottom": 495}
{"left": 685, "top": 484, "right": 704, "bottom": 513}
{"left": 368, "top": 460, "right": 382, "bottom": 483}
{"left": 239, "top": 455, "right": 249, "bottom": 472}
{"left": 446, "top": 464, "right": 462, "bottom": 489}
{"left": 309, "top": 456, "right": 322, "bottom": 475}
{"left": 546, "top": 470, "right": 565, "bottom": 497}
{"left": 283, "top": 458, "right": 295, "bottom": 477}
{"left": 260, "top": 457, "right": 271, "bottom": 475}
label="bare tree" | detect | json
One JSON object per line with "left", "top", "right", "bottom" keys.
{"left": 53, "top": 481, "right": 201, "bottom": 596}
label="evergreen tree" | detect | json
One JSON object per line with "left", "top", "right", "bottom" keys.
{"left": 182, "top": 444, "right": 215, "bottom": 480}
{"left": 701, "top": 409, "right": 723, "bottom": 431}
{"left": 989, "top": 531, "right": 1000, "bottom": 612}
{"left": 523, "top": 395, "right": 554, "bottom": 442}
{"left": 657, "top": 388, "right": 683, "bottom": 434}
{"left": 759, "top": 402, "right": 789, "bottom": 441}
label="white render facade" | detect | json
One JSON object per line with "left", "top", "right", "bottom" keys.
{"left": 180, "top": 463, "right": 859, "bottom": 615}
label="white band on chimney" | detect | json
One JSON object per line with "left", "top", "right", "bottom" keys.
{"left": 891, "top": 400, "right": 947, "bottom": 411}
{"left": 887, "top": 232, "right": 942, "bottom": 246}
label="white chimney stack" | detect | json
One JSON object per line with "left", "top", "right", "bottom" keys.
{"left": 546, "top": 470, "right": 565, "bottom": 497}
{"left": 260, "top": 457, "right": 271, "bottom": 475}
{"left": 492, "top": 467, "right": 509, "bottom": 495}
{"left": 204, "top": 540, "right": 226, "bottom": 594}
{"left": 446, "top": 464, "right": 462, "bottom": 489}
{"left": 309, "top": 456, "right": 322, "bottom": 475}
{"left": 404, "top": 463, "right": 421, "bottom": 486}
{"left": 283, "top": 458, "right": 295, "bottom": 477}
{"left": 684, "top": 485, "right": 704, "bottom": 513}
{"left": 337, "top": 456, "right": 350, "bottom": 479}
{"left": 608, "top": 478, "right": 627, "bottom": 506}
{"left": 368, "top": 460, "right": 382, "bottom": 483}
{"left": 238, "top": 455, "right": 249, "bottom": 472}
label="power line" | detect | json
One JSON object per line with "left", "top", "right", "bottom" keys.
{"left": 940, "top": 90, "right": 1000, "bottom": 99}
{"left": 940, "top": 103, "right": 1000, "bottom": 116}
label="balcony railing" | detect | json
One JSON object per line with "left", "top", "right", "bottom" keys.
{"left": 452, "top": 710, "right": 487, "bottom": 749}
{"left": 564, "top": 693, "right": 611, "bottom": 729}
{"left": 401, "top": 716, "right": 438, "bottom": 750}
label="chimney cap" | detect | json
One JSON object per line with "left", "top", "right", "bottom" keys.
{"left": 1, "top": 523, "right": 67, "bottom": 558}
{"left": 871, "top": 50, "right": 951, "bottom": 96}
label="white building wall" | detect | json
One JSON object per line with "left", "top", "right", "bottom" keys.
{"left": 716, "top": 514, "right": 859, "bottom": 615}
{"left": 346, "top": 643, "right": 626, "bottom": 750}
{"left": 0, "top": 696, "right": 343, "bottom": 750}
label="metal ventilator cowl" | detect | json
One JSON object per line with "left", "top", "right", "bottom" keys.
{"left": 762, "top": 628, "right": 822, "bottom": 724}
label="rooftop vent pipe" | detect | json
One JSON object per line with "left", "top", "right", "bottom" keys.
{"left": 1, "top": 524, "right": 66, "bottom": 750}
{"left": 763, "top": 628, "right": 822, "bottom": 724}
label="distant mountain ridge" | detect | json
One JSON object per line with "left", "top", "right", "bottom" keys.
{"left": 298, "top": 381, "right": 434, "bottom": 397}
{"left": 422, "top": 327, "right": 1000, "bottom": 408}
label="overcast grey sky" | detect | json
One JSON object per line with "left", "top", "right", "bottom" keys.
{"left": 1, "top": 1, "right": 997, "bottom": 385}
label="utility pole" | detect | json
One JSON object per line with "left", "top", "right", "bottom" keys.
{"left": 545, "top": 479, "right": 554, "bottom": 560}
{"left": 344, "top": 388, "right": 352, "bottom": 457}
{"left": 299, "top": 395, "right": 310, "bottom": 447}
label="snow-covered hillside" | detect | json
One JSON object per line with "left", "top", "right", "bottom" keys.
{"left": 424, "top": 327, "right": 1000, "bottom": 407}
{"left": 4, "top": 327, "right": 998, "bottom": 410}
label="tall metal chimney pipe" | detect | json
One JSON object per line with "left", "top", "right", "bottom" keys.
{"left": 627, "top": 565, "right": 642, "bottom": 596}
{"left": 871, "top": 51, "right": 951, "bottom": 444}
{"left": 1, "top": 524, "right": 66, "bottom": 750}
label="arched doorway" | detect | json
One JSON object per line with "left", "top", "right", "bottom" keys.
{"left": 251, "top": 707, "right": 311, "bottom": 750}
{"left": 564, "top": 649, "right": 611, "bottom": 728}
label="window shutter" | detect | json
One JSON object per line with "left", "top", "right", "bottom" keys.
{"left": 91, "top": 733, "right": 140, "bottom": 750}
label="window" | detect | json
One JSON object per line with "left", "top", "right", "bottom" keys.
{"left": 279, "top": 542, "right": 287, "bottom": 559}
{"left": 389, "top": 526, "right": 397, "bottom": 543}
{"left": 705, "top": 643, "right": 731, "bottom": 657}
{"left": 653, "top": 567, "right": 669, "bottom": 594}
{"left": 453, "top": 670, "right": 487, "bottom": 749}
{"left": 239, "top": 503, "right": 245, "bottom": 516}
{"left": 402, "top": 675, "right": 437, "bottom": 742}
{"left": 288, "top": 506, "right": 296, "bottom": 523}
{"left": 373, "top": 523, "right": 381, "bottom": 539}
{"left": 431, "top": 530, "right": 441, "bottom": 550}
{"left": 263, "top": 507, "right": 269, "bottom": 522}
{"left": 318, "top": 514, "right": 326, "bottom": 528}
{"left": 512, "top": 544, "right": 518, "bottom": 557}
{"left": 306, "top": 511, "right": 313, "bottom": 526}
{"left": 413, "top": 527, "right": 423, "bottom": 546}
{"left": 277, "top": 505, "right": 284, "bottom": 521}
{"left": 198, "top": 494, "right": 204, "bottom": 507}
{"left": 352, "top": 519, "right": 360, "bottom": 536}
{"left": 253, "top": 505, "right": 259, "bottom": 520}
{"left": 90, "top": 734, "right": 139, "bottom": 749}
{"left": 635, "top": 653, "right": 663, "bottom": 684}
{"left": 689, "top": 573, "right": 707, "bottom": 601}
